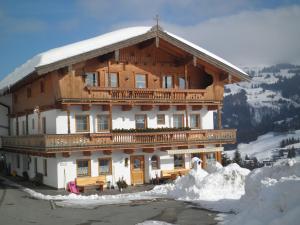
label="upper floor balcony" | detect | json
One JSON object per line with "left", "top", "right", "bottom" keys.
{"left": 58, "top": 87, "right": 222, "bottom": 105}
{"left": 1, "top": 129, "right": 236, "bottom": 153}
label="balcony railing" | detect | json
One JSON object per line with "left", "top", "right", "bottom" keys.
{"left": 1, "top": 129, "right": 236, "bottom": 152}
{"left": 59, "top": 87, "right": 220, "bottom": 104}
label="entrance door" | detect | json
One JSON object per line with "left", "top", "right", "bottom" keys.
{"left": 130, "top": 155, "right": 144, "bottom": 185}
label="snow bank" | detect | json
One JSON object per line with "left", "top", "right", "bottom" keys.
{"left": 152, "top": 163, "right": 250, "bottom": 203}
{"left": 223, "top": 158, "right": 300, "bottom": 225}
{"left": 136, "top": 221, "right": 175, "bottom": 225}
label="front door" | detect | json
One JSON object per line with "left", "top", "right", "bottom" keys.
{"left": 130, "top": 155, "right": 144, "bottom": 185}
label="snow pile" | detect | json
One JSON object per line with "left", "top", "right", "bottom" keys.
{"left": 136, "top": 221, "right": 175, "bottom": 225}
{"left": 205, "top": 161, "right": 223, "bottom": 173}
{"left": 224, "top": 158, "right": 300, "bottom": 225}
{"left": 153, "top": 163, "right": 250, "bottom": 202}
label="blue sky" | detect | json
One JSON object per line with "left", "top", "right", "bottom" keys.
{"left": 1, "top": 0, "right": 300, "bottom": 80}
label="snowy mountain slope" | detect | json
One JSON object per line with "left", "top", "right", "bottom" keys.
{"left": 226, "top": 130, "right": 300, "bottom": 161}
{"left": 222, "top": 64, "right": 300, "bottom": 145}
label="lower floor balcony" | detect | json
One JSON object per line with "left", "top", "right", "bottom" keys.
{"left": 1, "top": 129, "right": 236, "bottom": 153}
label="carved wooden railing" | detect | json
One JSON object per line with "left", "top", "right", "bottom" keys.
{"left": 1, "top": 129, "right": 236, "bottom": 151}
{"left": 59, "top": 87, "right": 217, "bottom": 104}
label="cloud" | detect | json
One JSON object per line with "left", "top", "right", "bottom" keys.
{"left": 163, "top": 5, "right": 300, "bottom": 67}
{"left": 112, "top": 5, "right": 300, "bottom": 67}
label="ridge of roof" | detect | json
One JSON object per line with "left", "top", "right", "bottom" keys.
{"left": 0, "top": 26, "right": 248, "bottom": 94}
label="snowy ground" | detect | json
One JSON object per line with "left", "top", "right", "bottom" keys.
{"left": 3, "top": 158, "right": 300, "bottom": 225}
{"left": 227, "top": 130, "right": 300, "bottom": 160}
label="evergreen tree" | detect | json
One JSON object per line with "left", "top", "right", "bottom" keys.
{"left": 233, "top": 150, "right": 242, "bottom": 166}
{"left": 287, "top": 147, "right": 296, "bottom": 158}
{"left": 245, "top": 154, "right": 250, "bottom": 160}
{"left": 222, "top": 152, "right": 232, "bottom": 166}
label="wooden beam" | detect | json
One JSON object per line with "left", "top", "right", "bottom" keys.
{"left": 193, "top": 56, "right": 197, "bottom": 67}
{"left": 192, "top": 105, "right": 202, "bottom": 111}
{"left": 197, "top": 145, "right": 204, "bottom": 148}
{"left": 102, "top": 105, "right": 110, "bottom": 111}
{"left": 159, "top": 105, "right": 170, "bottom": 111}
{"left": 67, "top": 110, "right": 70, "bottom": 134}
{"left": 61, "top": 104, "right": 70, "bottom": 111}
{"left": 122, "top": 105, "right": 132, "bottom": 111}
{"left": 141, "top": 105, "right": 153, "bottom": 111}
{"left": 62, "top": 152, "right": 70, "bottom": 158}
{"left": 155, "top": 36, "right": 159, "bottom": 48}
{"left": 176, "top": 105, "right": 186, "bottom": 111}
{"left": 124, "top": 149, "right": 135, "bottom": 154}
{"left": 143, "top": 148, "right": 155, "bottom": 153}
{"left": 207, "top": 105, "right": 218, "bottom": 111}
{"left": 178, "top": 146, "right": 188, "bottom": 149}
{"left": 82, "top": 104, "right": 91, "bottom": 111}
{"left": 115, "top": 49, "right": 119, "bottom": 62}
{"left": 184, "top": 64, "right": 188, "bottom": 88}
{"left": 83, "top": 151, "right": 91, "bottom": 156}
{"left": 103, "top": 150, "right": 112, "bottom": 155}
{"left": 160, "top": 147, "right": 170, "bottom": 151}
{"left": 45, "top": 153, "right": 56, "bottom": 158}
{"left": 217, "top": 105, "right": 222, "bottom": 129}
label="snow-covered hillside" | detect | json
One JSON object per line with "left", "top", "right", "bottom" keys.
{"left": 222, "top": 64, "right": 300, "bottom": 145}
{"left": 226, "top": 130, "right": 300, "bottom": 161}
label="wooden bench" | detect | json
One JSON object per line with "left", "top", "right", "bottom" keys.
{"left": 161, "top": 168, "right": 190, "bottom": 181}
{"left": 75, "top": 176, "right": 106, "bottom": 193}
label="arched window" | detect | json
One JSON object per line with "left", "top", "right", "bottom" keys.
{"left": 151, "top": 155, "right": 160, "bottom": 170}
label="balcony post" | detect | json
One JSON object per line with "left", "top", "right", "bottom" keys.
{"left": 217, "top": 105, "right": 222, "bottom": 129}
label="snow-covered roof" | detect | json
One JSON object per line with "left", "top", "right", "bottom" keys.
{"left": 0, "top": 26, "right": 249, "bottom": 94}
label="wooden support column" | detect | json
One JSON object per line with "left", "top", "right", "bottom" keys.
{"left": 109, "top": 104, "right": 112, "bottom": 130}
{"left": 217, "top": 105, "right": 222, "bottom": 129}
{"left": 200, "top": 153, "right": 207, "bottom": 168}
{"left": 16, "top": 116, "right": 19, "bottom": 136}
{"left": 184, "top": 64, "right": 188, "bottom": 89}
{"left": 25, "top": 113, "right": 29, "bottom": 135}
{"left": 67, "top": 110, "right": 70, "bottom": 134}
{"left": 115, "top": 49, "right": 119, "bottom": 62}
{"left": 185, "top": 105, "right": 189, "bottom": 127}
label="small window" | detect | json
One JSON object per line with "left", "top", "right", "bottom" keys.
{"left": 135, "top": 74, "right": 147, "bottom": 88}
{"left": 173, "top": 114, "right": 184, "bottom": 128}
{"left": 99, "top": 158, "right": 112, "bottom": 175}
{"left": 22, "top": 121, "right": 26, "bottom": 135}
{"left": 42, "top": 117, "right": 46, "bottom": 134}
{"left": 77, "top": 159, "right": 90, "bottom": 177}
{"left": 135, "top": 115, "right": 147, "bottom": 129}
{"left": 27, "top": 87, "right": 32, "bottom": 98}
{"left": 85, "top": 72, "right": 98, "bottom": 87}
{"left": 162, "top": 75, "right": 173, "bottom": 88}
{"left": 32, "top": 118, "right": 35, "bottom": 130}
{"left": 190, "top": 114, "right": 200, "bottom": 128}
{"left": 75, "top": 115, "right": 89, "bottom": 132}
{"left": 151, "top": 155, "right": 160, "bottom": 170}
{"left": 174, "top": 154, "right": 185, "bottom": 169}
{"left": 97, "top": 115, "right": 110, "bottom": 131}
{"left": 40, "top": 80, "right": 45, "bottom": 93}
{"left": 105, "top": 73, "right": 118, "bottom": 88}
{"left": 43, "top": 159, "right": 48, "bottom": 176}
{"left": 178, "top": 77, "right": 185, "bottom": 89}
{"left": 16, "top": 154, "right": 20, "bottom": 169}
{"left": 157, "top": 114, "right": 165, "bottom": 125}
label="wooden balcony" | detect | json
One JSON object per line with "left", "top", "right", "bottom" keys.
{"left": 59, "top": 87, "right": 222, "bottom": 105}
{"left": 1, "top": 129, "right": 236, "bottom": 153}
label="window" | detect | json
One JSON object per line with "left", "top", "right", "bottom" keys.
{"left": 190, "top": 114, "right": 200, "bottom": 128}
{"left": 174, "top": 154, "right": 185, "bottom": 169}
{"left": 157, "top": 114, "right": 165, "bottom": 125}
{"left": 97, "top": 115, "right": 110, "bottom": 131}
{"left": 99, "top": 158, "right": 112, "bottom": 175}
{"left": 85, "top": 72, "right": 98, "bottom": 87}
{"left": 178, "top": 77, "right": 186, "bottom": 89}
{"left": 16, "top": 154, "right": 20, "bottom": 169}
{"left": 22, "top": 121, "right": 26, "bottom": 135}
{"left": 27, "top": 87, "right": 32, "bottom": 98}
{"left": 75, "top": 115, "right": 89, "bottom": 132}
{"left": 77, "top": 159, "right": 90, "bottom": 177}
{"left": 151, "top": 155, "right": 160, "bottom": 170}
{"left": 40, "top": 80, "right": 45, "bottom": 93}
{"left": 32, "top": 118, "right": 35, "bottom": 130}
{"left": 173, "top": 114, "right": 184, "bottom": 128}
{"left": 42, "top": 117, "right": 46, "bottom": 134}
{"left": 135, "top": 74, "right": 147, "bottom": 88}
{"left": 34, "top": 157, "right": 38, "bottom": 175}
{"left": 105, "top": 72, "right": 118, "bottom": 87}
{"left": 135, "top": 115, "right": 147, "bottom": 129}
{"left": 43, "top": 159, "right": 47, "bottom": 176}
{"left": 206, "top": 153, "right": 216, "bottom": 163}
{"left": 162, "top": 75, "right": 173, "bottom": 88}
